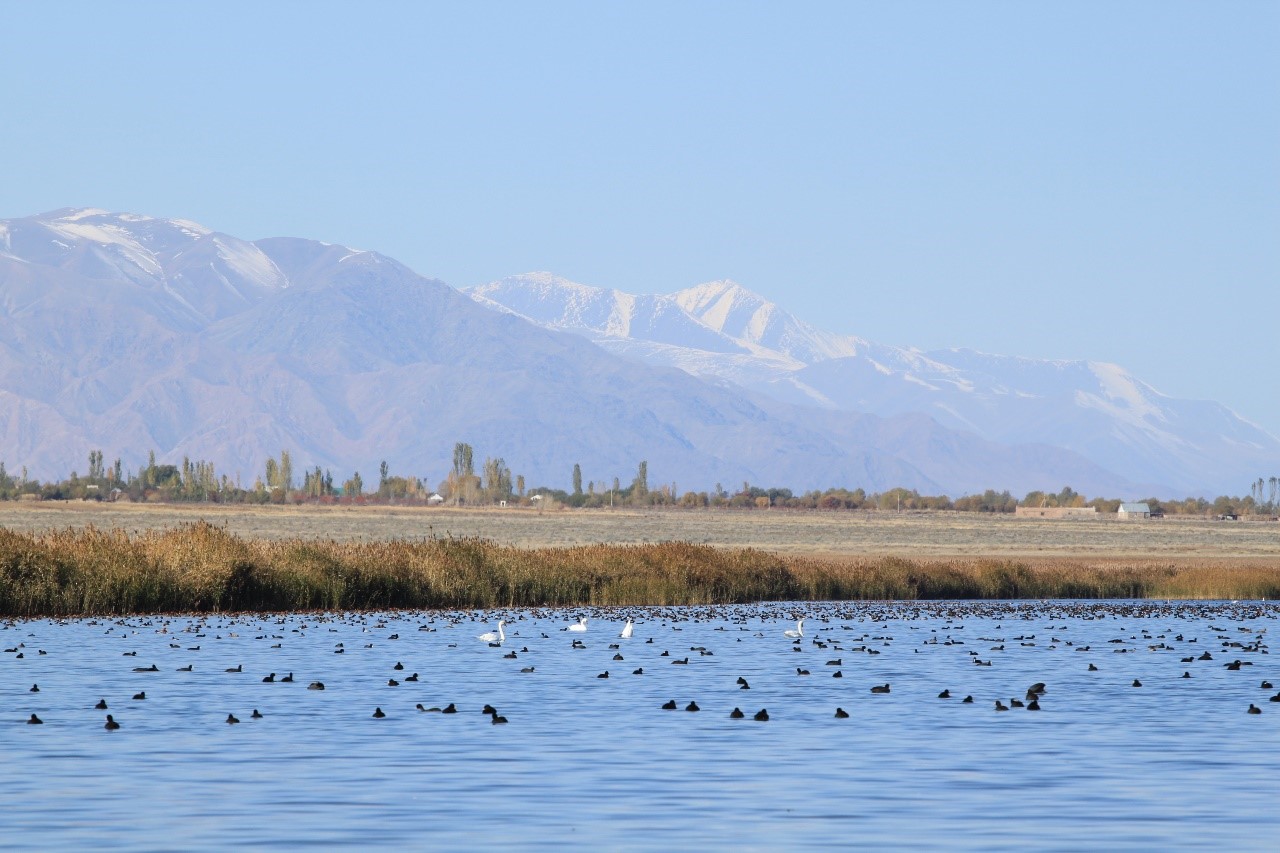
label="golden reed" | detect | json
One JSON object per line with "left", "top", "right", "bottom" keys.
{"left": 0, "top": 522, "right": 1277, "bottom": 616}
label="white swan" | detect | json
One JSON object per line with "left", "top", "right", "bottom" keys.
{"left": 568, "top": 617, "right": 588, "bottom": 633}
{"left": 619, "top": 618, "right": 634, "bottom": 639}
{"left": 477, "top": 620, "right": 505, "bottom": 645}
{"left": 783, "top": 618, "right": 805, "bottom": 639}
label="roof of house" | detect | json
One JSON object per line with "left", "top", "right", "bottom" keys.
{"left": 1119, "top": 502, "right": 1151, "bottom": 513}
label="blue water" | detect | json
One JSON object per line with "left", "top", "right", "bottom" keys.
{"left": 2, "top": 601, "right": 1278, "bottom": 850}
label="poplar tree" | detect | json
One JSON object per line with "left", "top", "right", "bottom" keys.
{"left": 453, "top": 443, "right": 474, "bottom": 480}
{"left": 482, "top": 457, "right": 512, "bottom": 503}
{"left": 632, "top": 461, "right": 648, "bottom": 498}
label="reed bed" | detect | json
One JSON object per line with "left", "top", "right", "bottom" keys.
{"left": 0, "top": 522, "right": 1277, "bottom": 616}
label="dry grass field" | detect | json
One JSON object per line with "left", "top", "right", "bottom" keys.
{"left": 1, "top": 501, "right": 1276, "bottom": 561}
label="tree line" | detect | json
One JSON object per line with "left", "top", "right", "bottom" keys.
{"left": 0, "top": 450, "right": 1276, "bottom": 518}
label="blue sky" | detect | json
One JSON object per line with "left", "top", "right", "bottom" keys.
{"left": 4, "top": 2, "right": 1278, "bottom": 434}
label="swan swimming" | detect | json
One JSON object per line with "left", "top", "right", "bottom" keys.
{"left": 477, "top": 620, "right": 506, "bottom": 645}
{"left": 568, "top": 617, "right": 588, "bottom": 633}
{"left": 619, "top": 618, "right": 634, "bottom": 639}
{"left": 783, "top": 618, "right": 805, "bottom": 639}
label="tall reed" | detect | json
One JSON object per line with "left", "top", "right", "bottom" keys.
{"left": 0, "top": 522, "right": 1276, "bottom": 616}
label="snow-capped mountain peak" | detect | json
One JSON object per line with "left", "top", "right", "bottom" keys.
{"left": 469, "top": 272, "right": 632, "bottom": 334}
{"left": 673, "top": 279, "right": 865, "bottom": 364}
{"left": 469, "top": 274, "right": 1280, "bottom": 495}
{"left": 6, "top": 209, "right": 293, "bottom": 322}
{"left": 3, "top": 207, "right": 1274, "bottom": 496}
{"left": 9, "top": 207, "right": 1132, "bottom": 496}
{"left": 467, "top": 273, "right": 752, "bottom": 356}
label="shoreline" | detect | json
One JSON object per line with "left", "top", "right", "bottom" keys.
{"left": 1, "top": 520, "right": 1278, "bottom": 616}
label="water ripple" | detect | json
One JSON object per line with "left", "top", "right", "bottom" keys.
{"left": 2, "top": 601, "right": 1278, "bottom": 849}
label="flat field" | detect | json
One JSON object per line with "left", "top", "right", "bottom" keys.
{"left": 1, "top": 502, "right": 1276, "bottom": 562}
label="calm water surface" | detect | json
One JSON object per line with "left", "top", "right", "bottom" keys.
{"left": 2, "top": 601, "right": 1278, "bottom": 850}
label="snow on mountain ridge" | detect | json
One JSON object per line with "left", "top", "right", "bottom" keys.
{"left": 3, "top": 207, "right": 1274, "bottom": 496}
{"left": 674, "top": 279, "right": 865, "bottom": 363}
{"left": 210, "top": 235, "right": 288, "bottom": 291}
{"left": 57, "top": 207, "right": 111, "bottom": 221}
{"left": 8, "top": 209, "right": 299, "bottom": 324}
{"left": 1089, "top": 361, "right": 1166, "bottom": 423}
{"left": 610, "top": 289, "right": 635, "bottom": 337}
{"left": 469, "top": 273, "right": 1280, "bottom": 494}
{"left": 467, "top": 273, "right": 755, "bottom": 357}
{"left": 45, "top": 219, "right": 163, "bottom": 277}
{"left": 9, "top": 211, "right": 1127, "bottom": 495}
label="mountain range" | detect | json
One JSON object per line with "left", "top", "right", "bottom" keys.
{"left": 469, "top": 273, "right": 1280, "bottom": 496}
{"left": 0, "top": 208, "right": 1273, "bottom": 497}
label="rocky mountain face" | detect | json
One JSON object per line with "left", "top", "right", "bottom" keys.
{"left": 0, "top": 209, "right": 1200, "bottom": 496}
{"left": 469, "top": 274, "right": 1280, "bottom": 496}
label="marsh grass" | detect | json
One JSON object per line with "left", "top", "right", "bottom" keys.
{"left": 1, "top": 522, "right": 1278, "bottom": 616}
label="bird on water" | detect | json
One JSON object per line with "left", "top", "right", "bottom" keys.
{"left": 478, "top": 620, "right": 506, "bottom": 645}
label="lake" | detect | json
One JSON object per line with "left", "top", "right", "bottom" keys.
{"left": 3, "top": 601, "right": 1277, "bottom": 850}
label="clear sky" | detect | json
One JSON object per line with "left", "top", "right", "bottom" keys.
{"left": 4, "top": 2, "right": 1278, "bottom": 434}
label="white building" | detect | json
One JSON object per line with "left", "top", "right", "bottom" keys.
{"left": 1117, "top": 502, "right": 1151, "bottom": 518}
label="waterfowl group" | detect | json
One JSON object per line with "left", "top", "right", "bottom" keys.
{"left": 7, "top": 602, "right": 1276, "bottom": 739}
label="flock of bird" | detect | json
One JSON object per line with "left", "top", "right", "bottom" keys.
{"left": 5, "top": 601, "right": 1278, "bottom": 732}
